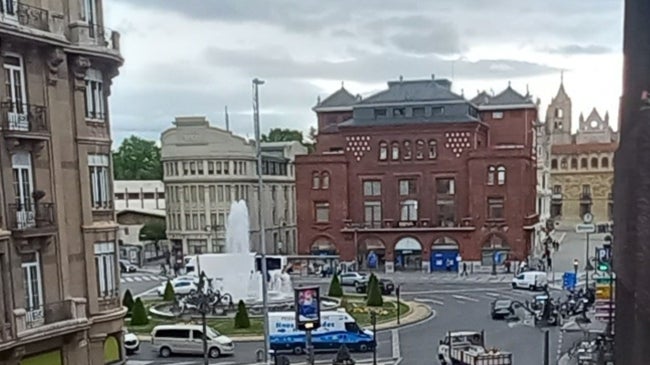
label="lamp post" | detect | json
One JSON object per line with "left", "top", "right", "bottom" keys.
{"left": 370, "top": 311, "right": 377, "bottom": 365}
{"left": 573, "top": 259, "right": 579, "bottom": 278}
{"left": 604, "top": 234, "right": 614, "bottom": 338}
{"left": 253, "top": 78, "right": 271, "bottom": 364}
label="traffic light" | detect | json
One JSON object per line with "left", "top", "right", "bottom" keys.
{"left": 597, "top": 243, "right": 612, "bottom": 272}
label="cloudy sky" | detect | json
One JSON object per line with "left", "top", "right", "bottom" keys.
{"left": 105, "top": 0, "right": 624, "bottom": 145}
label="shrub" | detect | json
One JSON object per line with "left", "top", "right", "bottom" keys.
{"left": 130, "top": 298, "right": 149, "bottom": 326}
{"left": 234, "top": 300, "right": 251, "bottom": 329}
{"left": 366, "top": 274, "right": 383, "bottom": 307}
{"left": 163, "top": 281, "right": 175, "bottom": 301}
{"left": 122, "top": 289, "right": 134, "bottom": 315}
{"left": 328, "top": 274, "right": 343, "bottom": 297}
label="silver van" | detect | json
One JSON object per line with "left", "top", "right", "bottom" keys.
{"left": 151, "top": 324, "right": 234, "bottom": 358}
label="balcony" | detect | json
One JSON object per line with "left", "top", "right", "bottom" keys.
{"left": 69, "top": 22, "right": 121, "bottom": 52}
{"left": 580, "top": 193, "right": 592, "bottom": 201}
{"left": 0, "top": 1, "right": 49, "bottom": 32}
{"left": 7, "top": 202, "right": 56, "bottom": 238}
{"left": 551, "top": 193, "right": 563, "bottom": 200}
{"left": 342, "top": 218, "right": 474, "bottom": 232}
{"left": 0, "top": 102, "right": 49, "bottom": 139}
{"left": 13, "top": 298, "right": 88, "bottom": 339}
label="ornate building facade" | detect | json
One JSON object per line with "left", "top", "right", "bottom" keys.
{"left": 547, "top": 83, "right": 617, "bottom": 227}
{"left": 0, "top": 0, "right": 125, "bottom": 364}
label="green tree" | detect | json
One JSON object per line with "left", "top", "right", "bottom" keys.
{"left": 328, "top": 274, "right": 343, "bottom": 297}
{"left": 122, "top": 289, "right": 135, "bottom": 315}
{"left": 234, "top": 300, "right": 251, "bottom": 329}
{"left": 163, "top": 281, "right": 175, "bottom": 301}
{"left": 366, "top": 274, "right": 383, "bottom": 307}
{"left": 139, "top": 220, "right": 167, "bottom": 256}
{"left": 130, "top": 298, "right": 149, "bottom": 326}
{"left": 112, "top": 135, "right": 162, "bottom": 180}
{"left": 261, "top": 128, "right": 304, "bottom": 143}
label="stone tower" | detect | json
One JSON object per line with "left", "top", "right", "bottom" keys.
{"left": 545, "top": 76, "right": 573, "bottom": 145}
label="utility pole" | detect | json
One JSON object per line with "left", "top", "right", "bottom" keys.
{"left": 253, "top": 78, "right": 270, "bottom": 364}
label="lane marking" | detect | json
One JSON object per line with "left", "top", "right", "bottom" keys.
{"left": 391, "top": 328, "right": 401, "bottom": 359}
{"left": 452, "top": 294, "right": 480, "bottom": 302}
{"left": 133, "top": 276, "right": 144, "bottom": 282}
{"left": 414, "top": 297, "right": 444, "bottom": 305}
{"left": 485, "top": 292, "right": 500, "bottom": 297}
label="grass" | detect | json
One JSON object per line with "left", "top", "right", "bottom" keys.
{"left": 344, "top": 298, "right": 410, "bottom": 326}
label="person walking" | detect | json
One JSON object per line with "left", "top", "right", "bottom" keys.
{"left": 462, "top": 262, "right": 469, "bottom": 276}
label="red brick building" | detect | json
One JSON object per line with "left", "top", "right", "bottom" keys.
{"left": 295, "top": 77, "right": 539, "bottom": 272}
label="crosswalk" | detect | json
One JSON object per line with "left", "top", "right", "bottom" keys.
{"left": 414, "top": 288, "right": 542, "bottom": 306}
{"left": 120, "top": 274, "right": 168, "bottom": 284}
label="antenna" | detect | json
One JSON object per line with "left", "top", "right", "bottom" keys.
{"left": 560, "top": 70, "right": 564, "bottom": 84}
{"left": 225, "top": 105, "right": 230, "bottom": 131}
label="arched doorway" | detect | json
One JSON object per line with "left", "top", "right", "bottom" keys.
{"left": 358, "top": 237, "right": 386, "bottom": 270}
{"left": 394, "top": 237, "right": 422, "bottom": 271}
{"left": 311, "top": 238, "right": 337, "bottom": 255}
{"left": 481, "top": 233, "right": 510, "bottom": 266}
{"left": 104, "top": 335, "right": 120, "bottom": 364}
{"left": 430, "top": 236, "right": 460, "bottom": 272}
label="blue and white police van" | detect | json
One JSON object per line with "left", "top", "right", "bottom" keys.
{"left": 269, "top": 310, "right": 375, "bottom": 354}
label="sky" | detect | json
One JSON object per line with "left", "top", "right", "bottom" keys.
{"left": 104, "top": 0, "right": 624, "bottom": 146}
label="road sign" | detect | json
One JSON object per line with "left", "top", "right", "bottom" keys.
{"left": 563, "top": 272, "right": 577, "bottom": 291}
{"left": 575, "top": 223, "right": 596, "bottom": 234}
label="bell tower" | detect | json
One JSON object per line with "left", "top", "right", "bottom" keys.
{"left": 545, "top": 72, "right": 572, "bottom": 144}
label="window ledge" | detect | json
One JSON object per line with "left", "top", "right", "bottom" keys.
{"left": 85, "top": 118, "right": 106, "bottom": 124}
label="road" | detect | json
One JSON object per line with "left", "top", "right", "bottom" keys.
{"left": 120, "top": 271, "right": 169, "bottom": 297}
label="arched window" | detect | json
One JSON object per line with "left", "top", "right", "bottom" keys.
{"left": 428, "top": 140, "right": 437, "bottom": 159}
{"left": 497, "top": 166, "right": 506, "bottom": 185}
{"left": 591, "top": 157, "right": 598, "bottom": 168}
{"left": 580, "top": 158, "right": 588, "bottom": 169}
{"left": 403, "top": 141, "right": 412, "bottom": 160}
{"left": 601, "top": 157, "right": 609, "bottom": 168}
{"left": 379, "top": 141, "right": 388, "bottom": 161}
{"left": 312, "top": 172, "right": 320, "bottom": 189}
{"left": 551, "top": 159, "right": 558, "bottom": 169}
{"left": 570, "top": 158, "right": 578, "bottom": 169}
{"left": 391, "top": 142, "right": 400, "bottom": 160}
{"left": 487, "top": 166, "right": 496, "bottom": 185}
{"left": 415, "top": 140, "right": 425, "bottom": 159}
{"left": 321, "top": 172, "right": 330, "bottom": 189}
{"left": 560, "top": 158, "right": 568, "bottom": 169}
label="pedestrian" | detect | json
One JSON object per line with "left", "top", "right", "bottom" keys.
{"left": 462, "top": 262, "right": 468, "bottom": 276}
{"left": 160, "top": 263, "right": 167, "bottom": 276}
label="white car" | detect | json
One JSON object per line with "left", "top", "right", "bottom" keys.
{"left": 511, "top": 271, "right": 548, "bottom": 291}
{"left": 157, "top": 280, "right": 198, "bottom": 296}
{"left": 339, "top": 272, "right": 369, "bottom": 286}
{"left": 124, "top": 331, "right": 140, "bottom": 355}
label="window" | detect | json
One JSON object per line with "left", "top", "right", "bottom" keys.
{"left": 0, "top": 0, "right": 17, "bottom": 17}
{"left": 487, "top": 166, "right": 496, "bottom": 185}
{"left": 12, "top": 151, "right": 34, "bottom": 228}
{"left": 551, "top": 159, "right": 558, "bottom": 169}
{"left": 89, "top": 154, "right": 111, "bottom": 209}
{"left": 374, "top": 109, "right": 387, "bottom": 118}
{"left": 496, "top": 166, "right": 506, "bottom": 185}
{"left": 436, "top": 178, "right": 455, "bottom": 195}
{"left": 84, "top": 68, "right": 105, "bottom": 120}
{"left": 391, "top": 142, "right": 400, "bottom": 160}
{"left": 428, "top": 140, "right": 437, "bottom": 159}
{"left": 551, "top": 200, "right": 562, "bottom": 218}
{"left": 208, "top": 161, "right": 215, "bottom": 174}
{"left": 379, "top": 142, "right": 388, "bottom": 161}
{"left": 399, "top": 179, "right": 417, "bottom": 195}
{"left": 209, "top": 185, "right": 216, "bottom": 202}
{"left": 488, "top": 197, "right": 504, "bottom": 219}
{"left": 560, "top": 158, "right": 568, "bottom": 169}
{"left": 321, "top": 172, "right": 330, "bottom": 189}
{"left": 217, "top": 186, "right": 224, "bottom": 201}
{"left": 553, "top": 185, "right": 562, "bottom": 195}
{"left": 363, "top": 181, "right": 381, "bottom": 196}
{"left": 403, "top": 141, "right": 412, "bottom": 160}
{"left": 580, "top": 202, "right": 591, "bottom": 218}
{"left": 400, "top": 199, "right": 418, "bottom": 221}
{"left": 413, "top": 107, "right": 425, "bottom": 117}
{"left": 555, "top": 108, "right": 563, "bottom": 118}
{"left": 312, "top": 172, "right": 320, "bottom": 189}
{"left": 415, "top": 140, "right": 425, "bottom": 159}
{"left": 432, "top": 106, "right": 444, "bottom": 115}
{"left": 198, "top": 161, "right": 204, "bottom": 175}
{"left": 95, "top": 242, "right": 116, "bottom": 297}
{"left": 84, "top": 0, "right": 98, "bottom": 26}
{"left": 591, "top": 157, "right": 598, "bottom": 168}
{"left": 364, "top": 201, "right": 382, "bottom": 227}
{"left": 315, "top": 202, "right": 330, "bottom": 223}
{"left": 436, "top": 178, "right": 456, "bottom": 227}
{"left": 580, "top": 158, "right": 588, "bottom": 169}
{"left": 601, "top": 157, "right": 610, "bottom": 168}
{"left": 216, "top": 161, "right": 223, "bottom": 174}
{"left": 21, "top": 253, "right": 43, "bottom": 321}
{"left": 570, "top": 158, "right": 578, "bottom": 169}
{"left": 223, "top": 161, "right": 230, "bottom": 174}
{"left": 3, "top": 54, "right": 28, "bottom": 129}
{"left": 492, "top": 111, "right": 504, "bottom": 119}
{"left": 393, "top": 108, "right": 405, "bottom": 117}
{"left": 581, "top": 184, "right": 591, "bottom": 199}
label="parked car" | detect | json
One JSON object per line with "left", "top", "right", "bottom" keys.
{"left": 511, "top": 271, "right": 548, "bottom": 291}
{"left": 124, "top": 331, "right": 140, "bottom": 355}
{"left": 156, "top": 280, "right": 198, "bottom": 296}
{"left": 151, "top": 324, "right": 234, "bottom": 358}
{"left": 355, "top": 278, "right": 395, "bottom": 295}
{"left": 119, "top": 260, "right": 138, "bottom": 273}
{"left": 339, "top": 272, "right": 369, "bottom": 286}
{"left": 490, "top": 299, "right": 514, "bottom": 320}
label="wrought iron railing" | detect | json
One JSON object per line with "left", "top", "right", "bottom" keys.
{"left": 0, "top": 101, "right": 48, "bottom": 134}
{"left": 7, "top": 202, "right": 55, "bottom": 230}
{"left": 580, "top": 193, "right": 592, "bottom": 201}
{"left": 0, "top": 1, "right": 49, "bottom": 31}
{"left": 25, "top": 300, "right": 73, "bottom": 329}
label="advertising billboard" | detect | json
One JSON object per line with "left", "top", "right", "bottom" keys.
{"left": 294, "top": 286, "right": 321, "bottom": 331}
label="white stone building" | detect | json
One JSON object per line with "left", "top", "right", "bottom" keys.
{"left": 114, "top": 180, "right": 166, "bottom": 210}
{"left": 533, "top": 117, "right": 554, "bottom": 257}
{"left": 161, "top": 116, "right": 307, "bottom": 257}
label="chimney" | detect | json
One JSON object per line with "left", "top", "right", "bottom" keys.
{"left": 431, "top": 73, "right": 435, "bottom": 80}
{"left": 399, "top": 75, "right": 404, "bottom": 82}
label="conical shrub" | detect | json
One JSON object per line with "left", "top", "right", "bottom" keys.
{"left": 130, "top": 298, "right": 149, "bottom": 326}
{"left": 163, "top": 280, "right": 175, "bottom": 301}
{"left": 328, "top": 274, "right": 343, "bottom": 297}
{"left": 122, "top": 289, "right": 134, "bottom": 315}
{"left": 234, "top": 300, "right": 251, "bottom": 329}
{"left": 366, "top": 274, "right": 383, "bottom": 307}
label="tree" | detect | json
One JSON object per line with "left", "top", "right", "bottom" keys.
{"left": 163, "top": 281, "right": 175, "bottom": 301}
{"left": 328, "top": 274, "right": 343, "bottom": 297}
{"left": 234, "top": 300, "right": 251, "bottom": 329}
{"left": 112, "top": 135, "right": 162, "bottom": 180}
{"left": 130, "top": 298, "right": 149, "bottom": 326}
{"left": 366, "top": 274, "right": 383, "bottom": 307}
{"left": 122, "top": 289, "right": 135, "bottom": 316}
{"left": 139, "top": 220, "right": 167, "bottom": 256}
{"left": 261, "top": 128, "right": 304, "bottom": 143}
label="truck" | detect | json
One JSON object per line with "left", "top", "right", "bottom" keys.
{"left": 269, "top": 309, "right": 375, "bottom": 354}
{"left": 437, "top": 330, "right": 513, "bottom": 365}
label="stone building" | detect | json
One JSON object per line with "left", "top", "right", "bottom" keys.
{"left": 161, "top": 116, "right": 306, "bottom": 261}
{"left": 0, "top": 1, "right": 125, "bottom": 364}
{"left": 533, "top": 111, "right": 553, "bottom": 256}
{"left": 114, "top": 180, "right": 165, "bottom": 211}
{"left": 296, "top": 77, "right": 539, "bottom": 273}
{"left": 547, "top": 82, "right": 617, "bottom": 227}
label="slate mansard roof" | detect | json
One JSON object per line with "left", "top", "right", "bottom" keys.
{"left": 471, "top": 85, "right": 536, "bottom": 110}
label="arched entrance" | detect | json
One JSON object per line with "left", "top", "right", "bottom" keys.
{"left": 311, "top": 238, "right": 337, "bottom": 255}
{"left": 430, "top": 236, "right": 460, "bottom": 272}
{"left": 481, "top": 233, "right": 511, "bottom": 266}
{"left": 358, "top": 237, "right": 386, "bottom": 270}
{"left": 394, "top": 237, "right": 422, "bottom": 271}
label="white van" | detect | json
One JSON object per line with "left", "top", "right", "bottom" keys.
{"left": 511, "top": 271, "right": 548, "bottom": 291}
{"left": 151, "top": 324, "right": 234, "bottom": 358}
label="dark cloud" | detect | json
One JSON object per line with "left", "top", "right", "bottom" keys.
{"left": 544, "top": 44, "right": 611, "bottom": 55}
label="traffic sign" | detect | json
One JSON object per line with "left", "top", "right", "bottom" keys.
{"left": 563, "top": 272, "right": 577, "bottom": 291}
{"left": 575, "top": 223, "right": 596, "bottom": 234}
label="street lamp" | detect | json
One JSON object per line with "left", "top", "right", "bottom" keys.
{"left": 370, "top": 311, "right": 378, "bottom": 365}
{"left": 253, "top": 77, "right": 271, "bottom": 364}
{"left": 573, "top": 259, "right": 579, "bottom": 280}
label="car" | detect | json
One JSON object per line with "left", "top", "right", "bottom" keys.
{"left": 490, "top": 299, "right": 514, "bottom": 320}
{"left": 156, "top": 280, "right": 198, "bottom": 296}
{"left": 339, "top": 272, "right": 369, "bottom": 286}
{"left": 124, "top": 331, "right": 140, "bottom": 355}
{"left": 151, "top": 324, "right": 234, "bottom": 358}
{"left": 119, "top": 260, "right": 138, "bottom": 273}
{"left": 355, "top": 278, "right": 395, "bottom": 295}
{"left": 511, "top": 271, "right": 548, "bottom": 291}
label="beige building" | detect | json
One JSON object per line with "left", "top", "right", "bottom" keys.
{"left": 0, "top": 1, "right": 124, "bottom": 365}
{"left": 547, "top": 82, "right": 617, "bottom": 227}
{"left": 114, "top": 180, "right": 165, "bottom": 211}
{"left": 161, "top": 116, "right": 306, "bottom": 259}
